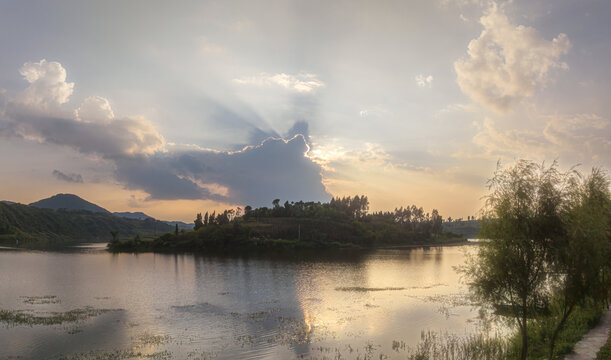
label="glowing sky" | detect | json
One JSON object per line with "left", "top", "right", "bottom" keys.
{"left": 0, "top": 0, "right": 609, "bottom": 222}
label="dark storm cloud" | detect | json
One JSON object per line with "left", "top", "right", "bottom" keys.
{"left": 52, "top": 170, "right": 84, "bottom": 183}
{"left": 248, "top": 127, "right": 280, "bottom": 147}
{"left": 113, "top": 157, "right": 223, "bottom": 201}
{"left": 286, "top": 120, "right": 310, "bottom": 144}
{"left": 114, "top": 135, "right": 330, "bottom": 206}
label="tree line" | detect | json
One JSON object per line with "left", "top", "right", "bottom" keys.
{"left": 192, "top": 195, "right": 446, "bottom": 238}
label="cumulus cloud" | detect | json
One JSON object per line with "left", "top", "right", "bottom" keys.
{"left": 52, "top": 170, "right": 84, "bottom": 183}
{"left": 308, "top": 141, "right": 394, "bottom": 173}
{"left": 415, "top": 74, "right": 433, "bottom": 87}
{"left": 472, "top": 118, "right": 547, "bottom": 157}
{"left": 454, "top": 4, "right": 571, "bottom": 112}
{"left": 471, "top": 115, "right": 610, "bottom": 164}
{"left": 15, "top": 59, "right": 74, "bottom": 107}
{"left": 3, "top": 60, "right": 165, "bottom": 158}
{"left": 6, "top": 105, "right": 165, "bottom": 158}
{"left": 542, "top": 114, "right": 610, "bottom": 161}
{"left": 75, "top": 96, "right": 114, "bottom": 123}
{"left": 233, "top": 73, "right": 325, "bottom": 93}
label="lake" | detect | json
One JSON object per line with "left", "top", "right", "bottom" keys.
{"left": 0, "top": 244, "right": 485, "bottom": 360}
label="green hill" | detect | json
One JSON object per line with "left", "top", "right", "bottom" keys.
{"left": 0, "top": 202, "right": 172, "bottom": 248}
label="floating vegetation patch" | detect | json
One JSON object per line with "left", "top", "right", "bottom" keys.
{"left": 407, "top": 293, "right": 475, "bottom": 319}
{"left": 67, "top": 327, "right": 83, "bottom": 335}
{"left": 0, "top": 307, "right": 122, "bottom": 327}
{"left": 335, "top": 286, "right": 405, "bottom": 292}
{"left": 171, "top": 303, "right": 225, "bottom": 315}
{"left": 21, "top": 295, "right": 60, "bottom": 305}
{"left": 57, "top": 349, "right": 172, "bottom": 360}
{"left": 407, "top": 283, "right": 448, "bottom": 290}
{"left": 132, "top": 333, "right": 172, "bottom": 348}
{"left": 186, "top": 348, "right": 221, "bottom": 360}
{"left": 408, "top": 293, "right": 474, "bottom": 307}
{"left": 246, "top": 310, "right": 270, "bottom": 321}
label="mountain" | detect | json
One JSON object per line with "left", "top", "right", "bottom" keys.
{"left": 29, "top": 194, "right": 110, "bottom": 213}
{"left": 113, "top": 211, "right": 153, "bottom": 220}
{"left": 1, "top": 200, "right": 16, "bottom": 205}
{"left": 443, "top": 220, "right": 481, "bottom": 238}
{"left": 163, "top": 221, "right": 192, "bottom": 230}
{"left": 0, "top": 202, "right": 173, "bottom": 248}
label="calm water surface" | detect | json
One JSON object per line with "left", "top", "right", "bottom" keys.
{"left": 0, "top": 244, "right": 484, "bottom": 359}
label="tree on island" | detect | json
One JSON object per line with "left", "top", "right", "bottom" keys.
{"left": 194, "top": 213, "right": 203, "bottom": 230}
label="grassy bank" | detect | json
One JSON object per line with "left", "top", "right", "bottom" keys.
{"left": 400, "top": 300, "right": 604, "bottom": 360}
{"left": 511, "top": 300, "right": 604, "bottom": 359}
{"left": 595, "top": 333, "right": 611, "bottom": 360}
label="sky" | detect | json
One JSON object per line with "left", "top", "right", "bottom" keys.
{"left": 0, "top": 0, "right": 609, "bottom": 222}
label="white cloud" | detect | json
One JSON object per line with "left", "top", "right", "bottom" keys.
{"left": 308, "top": 141, "right": 396, "bottom": 173}
{"left": 16, "top": 59, "right": 74, "bottom": 107}
{"left": 75, "top": 96, "right": 114, "bottom": 123}
{"left": 415, "top": 74, "right": 433, "bottom": 87}
{"left": 454, "top": 4, "right": 570, "bottom": 112}
{"left": 233, "top": 73, "right": 325, "bottom": 93}
{"left": 200, "top": 37, "right": 225, "bottom": 55}
{"left": 542, "top": 114, "right": 610, "bottom": 160}
{"left": 472, "top": 118, "right": 547, "bottom": 158}
{"left": 4, "top": 60, "right": 164, "bottom": 158}
{"left": 470, "top": 114, "right": 610, "bottom": 164}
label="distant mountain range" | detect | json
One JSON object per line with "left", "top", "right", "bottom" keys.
{"left": 4, "top": 193, "right": 193, "bottom": 233}
{"left": 442, "top": 219, "right": 481, "bottom": 238}
{"left": 112, "top": 211, "right": 153, "bottom": 220}
{"left": 164, "top": 221, "right": 192, "bottom": 230}
{"left": 31, "top": 193, "right": 191, "bottom": 226}
{"left": 0, "top": 202, "right": 173, "bottom": 248}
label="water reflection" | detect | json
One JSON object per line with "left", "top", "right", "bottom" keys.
{"left": 0, "top": 245, "right": 480, "bottom": 359}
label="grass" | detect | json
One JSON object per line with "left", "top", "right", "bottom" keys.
{"left": 388, "top": 301, "right": 605, "bottom": 360}
{"left": 595, "top": 333, "right": 611, "bottom": 360}
{"left": 401, "top": 331, "right": 510, "bottom": 360}
{"left": 507, "top": 301, "right": 603, "bottom": 359}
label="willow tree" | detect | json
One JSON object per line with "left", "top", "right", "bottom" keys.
{"left": 462, "top": 160, "right": 565, "bottom": 360}
{"left": 546, "top": 168, "right": 610, "bottom": 359}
